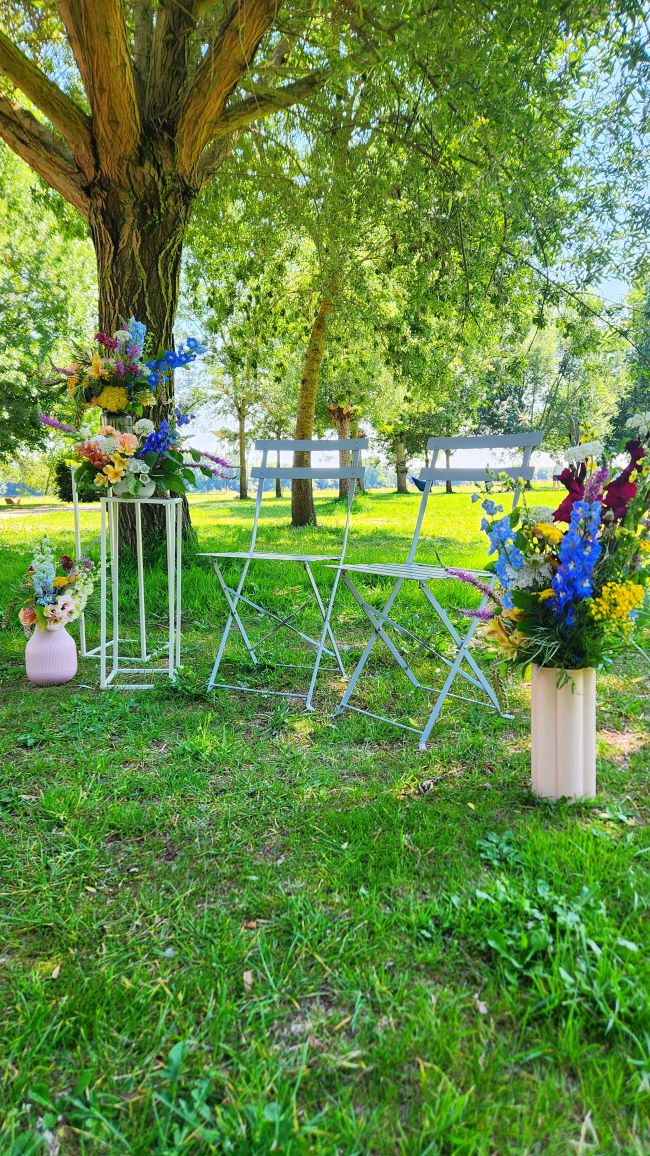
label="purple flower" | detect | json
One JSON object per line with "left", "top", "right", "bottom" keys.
{"left": 198, "top": 449, "right": 232, "bottom": 470}
{"left": 445, "top": 567, "right": 501, "bottom": 604}
{"left": 459, "top": 608, "right": 494, "bottom": 621}
{"left": 114, "top": 361, "right": 126, "bottom": 378}
{"left": 584, "top": 465, "right": 610, "bottom": 502}
{"left": 39, "top": 414, "right": 79, "bottom": 434}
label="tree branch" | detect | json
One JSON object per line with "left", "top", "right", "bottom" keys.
{"left": 0, "top": 96, "right": 89, "bottom": 216}
{"left": 176, "top": 0, "right": 278, "bottom": 180}
{"left": 148, "top": 0, "right": 197, "bottom": 128}
{"left": 132, "top": 0, "right": 154, "bottom": 112}
{"left": 58, "top": 0, "right": 140, "bottom": 178}
{"left": 0, "top": 29, "right": 94, "bottom": 176}
{"left": 212, "top": 69, "right": 328, "bottom": 138}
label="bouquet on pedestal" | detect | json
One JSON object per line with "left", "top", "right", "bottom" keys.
{"left": 73, "top": 410, "right": 232, "bottom": 498}
{"left": 45, "top": 317, "right": 206, "bottom": 419}
{"left": 455, "top": 416, "right": 650, "bottom": 672}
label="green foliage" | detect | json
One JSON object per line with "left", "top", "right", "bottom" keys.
{"left": 52, "top": 456, "right": 97, "bottom": 503}
{"left": 0, "top": 492, "right": 648, "bottom": 1151}
{"left": 0, "top": 147, "right": 95, "bottom": 461}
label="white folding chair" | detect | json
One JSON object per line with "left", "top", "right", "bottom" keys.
{"left": 332, "top": 432, "right": 542, "bottom": 748}
{"left": 200, "top": 437, "right": 367, "bottom": 708}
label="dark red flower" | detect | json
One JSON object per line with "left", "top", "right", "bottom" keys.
{"left": 95, "top": 332, "right": 119, "bottom": 351}
{"left": 602, "top": 440, "right": 645, "bottom": 521}
{"left": 553, "top": 462, "right": 586, "bottom": 523}
{"left": 59, "top": 555, "right": 74, "bottom": 571}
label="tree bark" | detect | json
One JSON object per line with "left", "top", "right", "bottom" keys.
{"left": 350, "top": 420, "right": 365, "bottom": 493}
{"left": 330, "top": 408, "right": 352, "bottom": 499}
{"left": 444, "top": 448, "right": 454, "bottom": 495}
{"left": 237, "top": 406, "right": 248, "bottom": 499}
{"left": 275, "top": 446, "right": 282, "bottom": 498}
{"left": 292, "top": 294, "right": 334, "bottom": 527}
{"left": 89, "top": 165, "right": 197, "bottom": 549}
{"left": 395, "top": 437, "right": 408, "bottom": 493}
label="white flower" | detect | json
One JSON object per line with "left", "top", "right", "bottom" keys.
{"left": 113, "top": 329, "right": 131, "bottom": 343}
{"left": 625, "top": 412, "right": 650, "bottom": 439}
{"left": 94, "top": 434, "right": 119, "bottom": 455}
{"left": 182, "top": 452, "right": 195, "bottom": 465}
{"left": 133, "top": 418, "right": 155, "bottom": 436}
{"left": 529, "top": 506, "right": 556, "bottom": 523}
{"left": 564, "top": 440, "right": 603, "bottom": 464}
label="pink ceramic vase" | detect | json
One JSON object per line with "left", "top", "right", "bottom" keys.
{"left": 25, "top": 625, "right": 78, "bottom": 686}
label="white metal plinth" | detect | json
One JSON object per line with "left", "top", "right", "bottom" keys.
{"left": 99, "top": 496, "right": 183, "bottom": 690}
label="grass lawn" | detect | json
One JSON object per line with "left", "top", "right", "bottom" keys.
{"left": 0, "top": 489, "right": 648, "bottom": 1154}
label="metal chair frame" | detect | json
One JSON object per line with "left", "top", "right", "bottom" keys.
{"left": 332, "top": 432, "right": 542, "bottom": 748}
{"left": 200, "top": 437, "right": 367, "bottom": 708}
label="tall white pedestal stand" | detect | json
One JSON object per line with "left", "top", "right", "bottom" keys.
{"left": 72, "top": 467, "right": 95, "bottom": 659}
{"left": 99, "top": 495, "right": 183, "bottom": 690}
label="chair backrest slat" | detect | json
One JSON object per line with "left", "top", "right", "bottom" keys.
{"left": 406, "top": 429, "right": 541, "bottom": 565}
{"left": 247, "top": 437, "right": 368, "bottom": 562}
{"left": 256, "top": 438, "right": 367, "bottom": 451}
{"left": 420, "top": 466, "right": 535, "bottom": 483}
{"left": 251, "top": 466, "right": 365, "bottom": 481}
{"left": 427, "top": 433, "right": 542, "bottom": 451}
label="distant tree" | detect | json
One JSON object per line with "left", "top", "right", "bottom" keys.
{"left": 611, "top": 281, "right": 650, "bottom": 442}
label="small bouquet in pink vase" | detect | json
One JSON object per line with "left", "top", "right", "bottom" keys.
{"left": 19, "top": 537, "right": 95, "bottom": 685}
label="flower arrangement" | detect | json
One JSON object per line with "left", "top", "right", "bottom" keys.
{"left": 18, "top": 537, "right": 95, "bottom": 633}
{"left": 70, "top": 409, "right": 232, "bottom": 498}
{"left": 458, "top": 416, "right": 650, "bottom": 671}
{"left": 47, "top": 318, "right": 206, "bottom": 417}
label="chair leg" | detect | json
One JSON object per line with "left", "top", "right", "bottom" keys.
{"left": 334, "top": 576, "right": 410, "bottom": 716}
{"left": 304, "top": 564, "right": 346, "bottom": 676}
{"left": 208, "top": 561, "right": 255, "bottom": 690}
{"left": 418, "top": 613, "right": 484, "bottom": 749}
{"left": 419, "top": 584, "right": 503, "bottom": 712}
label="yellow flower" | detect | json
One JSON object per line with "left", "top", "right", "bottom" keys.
{"left": 532, "top": 522, "right": 564, "bottom": 547}
{"left": 67, "top": 377, "right": 77, "bottom": 396}
{"left": 89, "top": 351, "right": 106, "bottom": 379}
{"left": 94, "top": 385, "right": 129, "bottom": 412}
{"left": 53, "top": 576, "right": 70, "bottom": 588}
{"left": 638, "top": 539, "right": 650, "bottom": 555}
{"left": 481, "top": 615, "right": 528, "bottom": 658}
{"left": 137, "top": 390, "right": 156, "bottom": 408}
{"left": 590, "top": 581, "right": 645, "bottom": 635}
{"left": 94, "top": 472, "right": 109, "bottom": 486}
{"left": 537, "top": 587, "right": 554, "bottom": 602}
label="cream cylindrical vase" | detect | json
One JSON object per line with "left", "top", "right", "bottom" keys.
{"left": 530, "top": 664, "right": 596, "bottom": 800}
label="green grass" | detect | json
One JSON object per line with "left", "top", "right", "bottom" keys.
{"left": 0, "top": 490, "right": 648, "bottom": 1154}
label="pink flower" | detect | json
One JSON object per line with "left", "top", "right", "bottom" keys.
{"left": 18, "top": 606, "right": 37, "bottom": 628}
{"left": 44, "top": 603, "right": 73, "bottom": 631}
{"left": 118, "top": 433, "right": 138, "bottom": 453}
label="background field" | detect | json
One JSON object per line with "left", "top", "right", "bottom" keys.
{"left": 0, "top": 490, "right": 648, "bottom": 1154}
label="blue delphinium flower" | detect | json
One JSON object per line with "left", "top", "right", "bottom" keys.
{"left": 140, "top": 419, "right": 177, "bottom": 457}
{"left": 146, "top": 338, "right": 207, "bottom": 383}
{"left": 174, "top": 407, "right": 193, "bottom": 427}
{"left": 128, "top": 317, "right": 147, "bottom": 356}
{"left": 480, "top": 509, "right": 523, "bottom": 608}
{"left": 550, "top": 499, "right": 602, "bottom": 616}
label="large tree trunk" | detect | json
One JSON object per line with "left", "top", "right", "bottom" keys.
{"left": 237, "top": 406, "right": 248, "bottom": 499}
{"left": 292, "top": 294, "right": 334, "bottom": 527}
{"left": 89, "top": 166, "right": 196, "bottom": 549}
{"left": 395, "top": 437, "right": 408, "bottom": 494}
{"left": 275, "top": 445, "right": 282, "bottom": 498}
{"left": 350, "top": 420, "right": 366, "bottom": 493}
{"left": 330, "top": 407, "right": 352, "bottom": 499}
{"left": 444, "top": 448, "right": 454, "bottom": 495}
